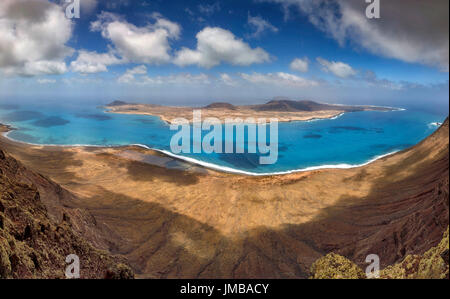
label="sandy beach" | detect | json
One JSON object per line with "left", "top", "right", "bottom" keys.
{"left": 0, "top": 118, "right": 448, "bottom": 278}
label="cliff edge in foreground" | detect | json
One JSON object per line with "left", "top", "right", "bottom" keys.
{"left": 310, "top": 227, "right": 449, "bottom": 279}
{"left": 0, "top": 149, "right": 134, "bottom": 279}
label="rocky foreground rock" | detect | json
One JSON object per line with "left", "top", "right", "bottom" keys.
{"left": 0, "top": 149, "right": 134, "bottom": 279}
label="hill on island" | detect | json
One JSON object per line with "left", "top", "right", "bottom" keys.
{"left": 204, "top": 102, "right": 237, "bottom": 110}
{"left": 107, "top": 100, "right": 131, "bottom": 107}
{"left": 248, "top": 98, "right": 392, "bottom": 112}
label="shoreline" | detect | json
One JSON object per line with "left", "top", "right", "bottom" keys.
{"left": 149, "top": 147, "right": 400, "bottom": 176}
{"left": 1, "top": 126, "right": 401, "bottom": 177}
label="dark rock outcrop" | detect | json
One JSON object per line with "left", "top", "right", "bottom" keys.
{"left": 250, "top": 99, "right": 392, "bottom": 112}
{"left": 106, "top": 101, "right": 129, "bottom": 107}
{"left": 204, "top": 102, "right": 237, "bottom": 110}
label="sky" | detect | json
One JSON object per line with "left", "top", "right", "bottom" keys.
{"left": 0, "top": 0, "right": 448, "bottom": 111}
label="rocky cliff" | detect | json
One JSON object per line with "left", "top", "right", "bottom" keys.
{"left": 310, "top": 227, "right": 449, "bottom": 279}
{"left": 0, "top": 148, "right": 133, "bottom": 279}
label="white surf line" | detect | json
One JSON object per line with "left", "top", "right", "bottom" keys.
{"left": 429, "top": 122, "right": 443, "bottom": 127}
{"left": 145, "top": 146, "right": 400, "bottom": 177}
{"left": 1, "top": 130, "right": 400, "bottom": 177}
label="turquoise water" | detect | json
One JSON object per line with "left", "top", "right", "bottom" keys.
{"left": 0, "top": 101, "right": 446, "bottom": 175}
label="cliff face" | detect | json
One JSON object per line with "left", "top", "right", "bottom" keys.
{"left": 0, "top": 149, "right": 133, "bottom": 279}
{"left": 317, "top": 118, "right": 449, "bottom": 268}
{"left": 310, "top": 227, "right": 449, "bottom": 279}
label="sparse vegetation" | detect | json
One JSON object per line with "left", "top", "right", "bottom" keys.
{"left": 310, "top": 227, "right": 449, "bottom": 279}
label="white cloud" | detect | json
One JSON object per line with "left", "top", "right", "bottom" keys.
{"left": 247, "top": 14, "right": 278, "bottom": 38}
{"left": 240, "top": 72, "right": 319, "bottom": 88}
{"left": 0, "top": 0, "right": 73, "bottom": 76}
{"left": 262, "top": 0, "right": 449, "bottom": 71}
{"left": 118, "top": 65, "right": 148, "bottom": 83}
{"left": 317, "top": 57, "right": 356, "bottom": 78}
{"left": 118, "top": 66, "right": 210, "bottom": 85}
{"left": 174, "top": 27, "right": 271, "bottom": 68}
{"left": 361, "top": 70, "right": 403, "bottom": 90}
{"left": 220, "top": 73, "right": 238, "bottom": 86}
{"left": 290, "top": 57, "right": 309, "bottom": 72}
{"left": 37, "top": 78, "right": 56, "bottom": 84}
{"left": 23, "top": 61, "right": 68, "bottom": 76}
{"left": 70, "top": 50, "right": 121, "bottom": 74}
{"left": 91, "top": 12, "right": 180, "bottom": 65}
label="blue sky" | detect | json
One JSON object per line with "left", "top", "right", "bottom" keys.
{"left": 0, "top": 0, "right": 448, "bottom": 111}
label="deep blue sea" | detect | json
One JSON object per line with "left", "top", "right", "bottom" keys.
{"left": 0, "top": 101, "right": 446, "bottom": 175}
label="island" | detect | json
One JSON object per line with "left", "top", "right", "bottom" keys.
{"left": 105, "top": 99, "right": 397, "bottom": 124}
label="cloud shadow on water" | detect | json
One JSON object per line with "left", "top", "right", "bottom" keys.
{"left": 32, "top": 116, "right": 70, "bottom": 128}
{"left": 2, "top": 111, "right": 44, "bottom": 122}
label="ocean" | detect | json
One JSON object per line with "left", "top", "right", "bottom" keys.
{"left": 0, "top": 101, "right": 446, "bottom": 175}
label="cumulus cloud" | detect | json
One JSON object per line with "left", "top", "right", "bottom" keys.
{"left": 174, "top": 27, "right": 271, "bottom": 68}
{"left": 263, "top": 0, "right": 449, "bottom": 71}
{"left": 240, "top": 72, "right": 319, "bottom": 87}
{"left": 290, "top": 57, "right": 309, "bottom": 72}
{"left": 360, "top": 70, "right": 403, "bottom": 90}
{"left": 219, "top": 73, "right": 238, "bottom": 86}
{"left": 91, "top": 12, "right": 181, "bottom": 64}
{"left": 117, "top": 65, "right": 148, "bottom": 83}
{"left": 118, "top": 66, "right": 210, "bottom": 85}
{"left": 317, "top": 57, "right": 356, "bottom": 78}
{"left": 0, "top": 0, "right": 73, "bottom": 76}
{"left": 247, "top": 14, "right": 278, "bottom": 38}
{"left": 70, "top": 50, "right": 122, "bottom": 74}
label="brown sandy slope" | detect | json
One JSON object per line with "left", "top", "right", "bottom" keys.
{"left": 105, "top": 99, "right": 393, "bottom": 124}
{"left": 0, "top": 119, "right": 447, "bottom": 278}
